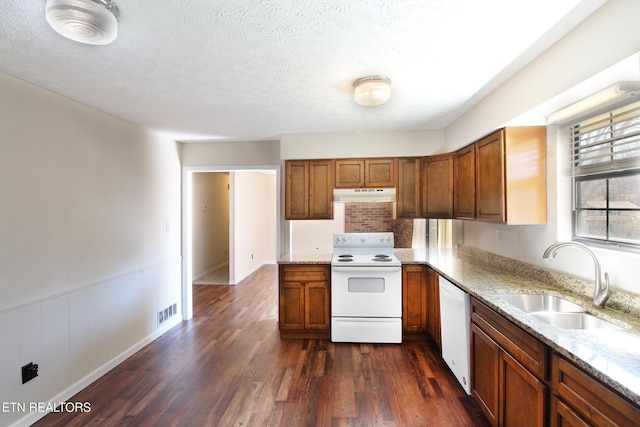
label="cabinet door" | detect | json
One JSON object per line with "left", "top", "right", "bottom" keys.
{"left": 335, "top": 159, "right": 364, "bottom": 188}
{"left": 402, "top": 266, "right": 427, "bottom": 336}
{"left": 503, "top": 126, "right": 547, "bottom": 225}
{"left": 364, "top": 158, "right": 396, "bottom": 187}
{"left": 308, "top": 160, "right": 333, "bottom": 219}
{"left": 552, "top": 353, "right": 640, "bottom": 427}
{"left": 305, "top": 282, "right": 330, "bottom": 330}
{"left": 285, "top": 161, "right": 309, "bottom": 219}
{"left": 279, "top": 282, "right": 305, "bottom": 330}
{"left": 471, "top": 323, "right": 500, "bottom": 427}
{"left": 476, "top": 131, "right": 506, "bottom": 222}
{"left": 499, "top": 350, "right": 547, "bottom": 427}
{"left": 550, "top": 396, "right": 590, "bottom": 427}
{"left": 454, "top": 144, "right": 476, "bottom": 219}
{"left": 397, "top": 158, "right": 421, "bottom": 218}
{"left": 425, "top": 268, "right": 441, "bottom": 348}
{"left": 423, "top": 154, "right": 454, "bottom": 218}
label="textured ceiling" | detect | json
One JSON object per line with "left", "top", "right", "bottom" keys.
{"left": 0, "top": 1, "right": 604, "bottom": 142}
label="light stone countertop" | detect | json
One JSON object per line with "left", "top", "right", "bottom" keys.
{"left": 279, "top": 246, "right": 640, "bottom": 406}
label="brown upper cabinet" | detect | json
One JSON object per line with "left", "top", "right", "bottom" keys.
{"left": 422, "top": 153, "right": 454, "bottom": 218}
{"left": 285, "top": 160, "right": 334, "bottom": 220}
{"left": 335, "top": 158, "right": 396, "bottom": 188}
{"left": 456, "top": 127, "right": 547, "bottom": 224}
{"left": 397, "top": 157, "right": 421, "bottom": 218}
{"left": 454, "top": 144, "right": 477, "bottom": 220}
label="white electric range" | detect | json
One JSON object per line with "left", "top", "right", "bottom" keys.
{"left": 330, "top": 232, "right": 402, "bottom": 343}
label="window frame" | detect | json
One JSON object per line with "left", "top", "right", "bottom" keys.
{"left": 569, "top": 101, "right": 640, "bottom": 252}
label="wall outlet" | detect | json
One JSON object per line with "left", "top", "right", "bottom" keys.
{"left": 495, "top": 229, "right": 502, "bottom": 242}
{"left": 22, "top": 362, "right": 38, "bottom": 384}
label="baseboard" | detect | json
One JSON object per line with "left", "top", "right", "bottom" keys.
{"left": 192, "top": 261, "right": 229, "bottom": 281}
{"left": 11, "top": 315, "right": 182, "bottom": 427}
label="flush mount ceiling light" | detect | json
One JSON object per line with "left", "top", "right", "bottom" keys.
{"left": 45, "top": 0, "right": 120, "bottom": 45}
{"left": 546, "top": 81, "right": 640, "bottom": 124}
{"left": 353, "top": 76, "right": 391, "bottom": 107}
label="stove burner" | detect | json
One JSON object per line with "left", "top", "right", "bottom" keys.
{"left": 338, "top": 254, "right": 353, "bottom": 258}
{"left": 374, "top": 254, "right": 390, "bottom": 258}
{"left": 337, "top": 258, "right": 353, "bottom": 262}
{"left": 372, "top": 257, "right": 393, "bottom": 262}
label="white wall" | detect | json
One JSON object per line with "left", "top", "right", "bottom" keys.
{"left": 445, "top": 0, "right": 640, "bottom": 151}
{"left": 230, "top": 171, "right": 277, "bottom": 284}
{"left": 0, "top": 72, "right": 182, "bottom": 427}
{"left": 180, "top": 140, "right": 281, "bottom": 166}
{"left": 281, "top": 130, "right": 445, "bottom": 159}
{"left": 292, "top": 203, "right": 346, "bottom": 252}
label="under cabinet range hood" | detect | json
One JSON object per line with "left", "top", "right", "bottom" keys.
{"left": 333, "top": 188, "right": 396, "bottom": 203}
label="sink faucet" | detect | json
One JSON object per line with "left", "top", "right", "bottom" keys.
{"left": 542, "top": 241, "right": 611, "bottom": 308}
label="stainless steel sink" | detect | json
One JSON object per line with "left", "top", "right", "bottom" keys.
{"left": 496, "top": 294, "right": 585, "bottom": 313}
{"left": 530, "top": 312, "right": 623, "bottom": 330}
{"left": 496, "top": 293, "right": 625, "bottom": 331}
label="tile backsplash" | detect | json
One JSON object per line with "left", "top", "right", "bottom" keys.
{"left": 344, "top": 202, "right": 414, "bottom": 248}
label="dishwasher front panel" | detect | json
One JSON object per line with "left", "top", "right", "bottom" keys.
{"left": 439, "top": 276, "right": 471, "bottom": 394}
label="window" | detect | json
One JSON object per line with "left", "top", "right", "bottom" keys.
{"left": 569, "top": 100, "right": 640, "bottom": 250}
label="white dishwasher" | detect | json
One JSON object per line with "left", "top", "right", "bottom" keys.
{"left": 439, "top": 276, "right": 471, "bottom": 394}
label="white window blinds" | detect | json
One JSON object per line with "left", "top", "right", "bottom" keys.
{"left": 570, "top": 100, "right": 640, "bottom": 177}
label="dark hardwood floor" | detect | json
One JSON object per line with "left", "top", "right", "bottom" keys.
{"left": 34, "top": 264, "right": 489, "bottom": 427}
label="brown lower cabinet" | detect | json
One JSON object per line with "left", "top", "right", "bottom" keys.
{"left": 550, "top": 353, "right": 640, "bottom": 427}
{"left": 425, "top": 267, "right": 441, "bottom": 349}
{"left": 402, "top": 265, "right": 428, "bottom": 340}
{"left": 278, "top": 264, "right": 330, "bottom": 339}
{"left": 471, "top": 296, "right": 640, "bottom": 427}
{"left": 471, "top": 297, "right": 549, "bottom": 427}
{"left": 401, "top": 265, "right": 441, "bottom": 347}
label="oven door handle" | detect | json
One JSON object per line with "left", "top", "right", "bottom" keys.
{"left": 332, "top": 266, "right": 401, "bottom": 273}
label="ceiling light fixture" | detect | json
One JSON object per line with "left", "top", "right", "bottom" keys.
{"left": 546, "top": 81, "right": 640, "bottom": 124}
{"left": 45, "top": 0, "right": 120, "bottom": 45}
{"left": 353, "top": 76, "right": 391, "bottom": 107}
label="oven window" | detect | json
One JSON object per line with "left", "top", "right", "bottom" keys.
{"left": 348, "top": 278, "right": 385, "bottom": 293}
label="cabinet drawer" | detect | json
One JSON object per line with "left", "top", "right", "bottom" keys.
{"left": 280, "top": 265, "right": 329, "bottom": 282}
{"left": 552, "top": 353, "right": 640, "bottom": 427}
{"left": 471, "top": 298, "right": 548, "bottom": 380}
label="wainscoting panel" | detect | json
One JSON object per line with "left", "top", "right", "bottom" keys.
{"left": 0, "top": 257, "right": 182, "bottom": 427}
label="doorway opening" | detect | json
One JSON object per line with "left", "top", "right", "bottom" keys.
{"left": 181, "top": 165, "right": 281, "bottom": 320}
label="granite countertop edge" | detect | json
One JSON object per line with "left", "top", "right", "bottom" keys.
{"left": 278, "top": 248, "right": 640, "bottom": 406}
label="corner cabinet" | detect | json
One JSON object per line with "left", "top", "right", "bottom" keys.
{"left": 285, "top": 160, "right": 334, "bottom": 220}
{"left": 279, "top": 264, "right": 330, "bottom": 339}
{"left": 455, "top": 127, "right": 547, "bottom": 224}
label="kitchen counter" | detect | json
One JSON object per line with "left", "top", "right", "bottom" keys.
{"left": 278, "top": 246, "right": 640, "bottom": 405}
{"left": 277, "top": 250, "right": 332, "bottom": 264}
